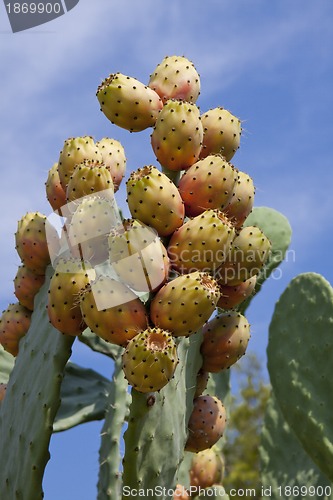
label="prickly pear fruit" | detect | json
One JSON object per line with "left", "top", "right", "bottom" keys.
{"left": 96, "top": 73, "right": 163, "bottom": 132}
{"left": 96, "top": 137, "right": 126, "bottom": 191}
{"left": 150, "top": 271, "right": 220, "bottom": 337}
{"left": 0, "top": 303, "right": 32, "bottom": 356}
{"left": 151, "top": 99, "right": 203, "bottom": 171}
{"left": 194, "top": 369, "right": 210, "bottom": 398}
{"left": 190, "top": 447, "right": 225, "bottom": 489}
{"left": 80, "top": 276, "right": 148, "bottom": 346}
{"left": 126, "top": 165, "right": 184, "bottom": 237}
{"left": 45, "top": 163, "right": 67, "bottom": 212}
{"left": 168, "top": 210, "right": 235, "bottom": 274}
{"left": 173, "top": 484, "right": 190, "bottom": 500}
{"left": 0, "top": 383, "right": 7, "bottom": 402}
{"left": 217, "top": 276, "right": 256, "bottom": 310}
{"left": 216, "top": 226, "right": 271, "bottom": 286}
{"left": 14, "top": 265, "right": 45, "bottom": 311}
{"left": 148, "top": 55, "right": 200, "bottom": 104}
{"left": 58, "top": 136, "right": 102, "bottom": 190}
{"left": 15, "top": 212, "right": 51, "bottom": 275}
{"left": 178, "top": 155, "right": 237, "bottom": 217}
{"left": 200, "top": 107, "right": 241, "bottom": 162}
{"left": 201, "top": 312, "right": 250, "bottom": 372}
{"left": 108, "top": 219, "right": 170, "bottom": 292}
{"left": 223, "top": 171, "right": 255, "bottom": 228}
{"left": 66, "top": 160, "right": 114, "bottom": 203}
{"left": 186, "top": 395, "right": 227, "bottom": 452}
{"left": 47, "top": 258, "right": 95, "bottom": 336}
{"left": 122, "top": 327, "right": 178, "bottom": 393}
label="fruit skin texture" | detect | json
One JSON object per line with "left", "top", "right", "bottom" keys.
{"left": 0, "top": 302, "right": 32, "bottom": 356}
{"left": 190, "top": 447, "right": 225, "bottom": 489}
{"left": 178, "top": 155, "right": 237, "bottom": 217}
{"left": 126, "top": 165, "right": 185, "bottom": 237}
{"left": 47, "top": 258, "right": 95, "bottom": 336}
{"left": 122, "top": 327, "right": 178, "bottom": 393}
{"left": 223, "top": 170, "right": 255, "bottom": 228}
{"left": 96, "top": 73, "right": 163, "bottom": 132}
{"left": 200, "top": 312, "right": 250, "bottom": 372}
{"left": 173, "top": 484, "right": 190, "bottom": 500}
{"left": 200, "top": 107, "right": 241, "bottom": 162}
{"left": 15, "top": 212, "right": 51, "bottom": 275}
{"left": 151, "top": 99, "right": 203, "bottom": 171}
{"left": 58, "top": 136, "right": 102, "bottom": 190}
{"left": 108, "top": 219, "right": 170, "bottom": 292}
{"left": 0, "top": 383, "right": 7, "bottom": 403}
{"left": 185, "top": 395, "right": 227, "bottom": 452}
{"left": 66, "top": 160, "right": 114, "bottom": 203}
{"left": 150, "top": 271, "right": 220, "bottom": 337}
{"left": 168, "top": 210, "right": 235, "bottom": 274}
{"left": 14, "top": 265, "right": 45, "bottom": 311}
{"left": 217, "top": 275, "right": 257, "bottom": 310}
{"left": 149, "top": 55, "right": 200, "bottom": 104}
{"left": 194, "top": 369, "right": 210, "bottom": 398}
{"left": 96, "top": 137, "right": 126, "bottom": 191}
{"left": 216, "top": 225, "right": 271, "bottom": 286}
{"left": 80, "top": 276, "right": 148, "bottom": 346}
{"left": 45, "top": 163, "right": 67, "bottom": 211}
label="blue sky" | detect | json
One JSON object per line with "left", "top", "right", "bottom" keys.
{"left": 1, "top": 1, "right": 333, "bottom": 498}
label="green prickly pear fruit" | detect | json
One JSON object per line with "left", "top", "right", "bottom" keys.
{"left": 200, "top": 107, "right": 241, "bottom": 162}
{"left": 80, "top": 276, "right": 148, "bottom": 346}
{"left": 150, "top": 271, "right": 220, "bottom": 337}
{"left": 14, "top": 264, "right": 45, "bottom": 311}
{"left": 185, "top": 395, "right": 227, "bottom": 452}
{"left": 122, "top": 327, "right": 178, "bottom": 393}
{"left": 47, "top": 258, "right": 95, "bottom": 336}
{"left": 58, "top": 136, "right": 102, "bottom": 190}
{"left": 148, "top": 55, "right": 200, "bottom": 104}
{"left": 194, "top": 369, "right": 210, "bottom": 398}
{"left": 173, "top": 484, "right": 190, "bottom": 499}
{"left": 0, "top": 383, "right": 7, "bottom": 402}
{"left": 126, "top": 165, "right": 185, "bottom": 237}
{"left": 216, "top": 226, "right": 271, "bottom": 286}
{"left": 96, "top": 73, "right": 163, "bottom": 132}
{"left": 167, "top": 210, "right": 235, "bottom": 274}
{"left": 200, "top": 312, "right": 250, "bottom": 372}
{"left": 217, "top": 276, "right": 257, "bottom": 310}
{"left": 66, "top": 160, "right": 114, "bottom": 203}
{"left": 0, "top": 302, "right": 32, "bottom": 356}
{"left": 190, "top": 447, "right": 225, "bottom": 489}
{"left": 45, "top": 163, "right": 67, "bottom": 212}
{"left": 223, "top": 171, "right": 255, "bottom": 228}
{"left": 96, "top": 137, "right": 126, "bottom": 191}
{"left": 178, "top": 155, "right": 237, "bottom": 217}
{"left": 15, "top": 212, "right": 51, "bottom": 275}
{"left": 108, "top": 219, "right": 170, "bottom": 292}
{"left": 151, "top": 99, "right": 203, "bottom": 171}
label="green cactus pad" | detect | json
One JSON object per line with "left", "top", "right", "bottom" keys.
{"left": 267, "top": 273, "right": 333, "bottom": 482}
{"left": 79, "top": 327, "right": 122, "bottom": 359}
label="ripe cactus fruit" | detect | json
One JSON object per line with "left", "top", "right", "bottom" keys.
{"left": 15, "top": 212, "right": 51, "bottom": 275}
{"left": 0, "top": 303, "right": 32, "bottom": 356}
{"left": 126, "top": 165, "right": 185, "bottom": 237}
{"left": 200, "top": 312, "right": 250, "bottom": 372}
{"left": 96, "top": 137, "right": 126, "bottom": 191}
{"left": 216, "top": 226, "right": 271, "bottom": 286}
{"left": 190, "top": 447, "right": 225, "bottom": 489}
{"left": 122, "top": 327, "right": 178, "bottom": 393}
{"left": 217, "top": 275, "right": 257, "bottom": 310}
{"left": 66, "top": 160, "right": 114, "bottom": 203}
{"left": 194, "top": 369, "right": 210, "bottom": 398}
{"left": 150, "top": 271, "right": 220, "bottom": 337}
{"left": 167, "top": 210, "right": 235, "bottom": 274}
{"left": 96, "top": 73, "right": 163, "bottom": 132}
{"left": 80, "top": 276, "right": 148, "bottom": 346}
{"left": 185, "top": 395, "right": 227, "bottom": 452}
{"left": 45, "top": 163, "right": 67, "bottom": 212}
{"left": 173, "top": 484, "right": 190, "bottom": 499}
{"left": 108, "top": 219, "right": 170, "bottom": 292}
{"left": 14, "top": 265, "right": 45, "bottom": 311}
{"left": 58, "top": 136, "right": 102, "bottom": 190}
{"left": 151, "top": 99, "right": 203, "bottom": 171}
{"left": 148, "top": 55, "right": 200, "bottom": 104}
{"left": 178, "top": 155, "right": 237, "bottom": 217}
{"left": 0, "top": 383, "right": 7, "bottom": 403}
{"left": 47, "top": 258, "right": 95, "bottom": 336}
{"left": 223, "top": 171, "right": 255, "bottom": 228}
{"left": 200, "top": 107, "right": 242, "bottom": 162}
